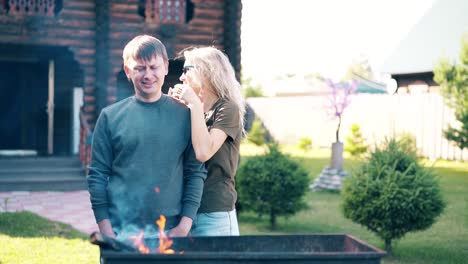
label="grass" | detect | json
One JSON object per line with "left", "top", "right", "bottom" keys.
{"left": 238, "top": 143, "right": 468, "bottom": 264}
{"left": 0, "top": 211, "right": 99, "bottom": 264}
{"left": 0, "top": 143, "right": 466, "bottom": 264}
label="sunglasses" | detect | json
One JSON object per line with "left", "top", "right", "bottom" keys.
{"left": 182, "top": 65, "right": 195, "bottom": 74}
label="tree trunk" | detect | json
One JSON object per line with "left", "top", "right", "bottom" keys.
{"left": 385, "top": 238, "right": 392, "bottom": 255}
{"left": 270, "top": 211, "right": 277, "bottom": 230}
{"left": 336, "top": 116, "right": 342, "bottom": 142}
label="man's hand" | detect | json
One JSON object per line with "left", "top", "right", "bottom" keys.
{"left": 167, "top": 216, "right": 193, "bottom": 237}
{"left": 98, "top": 219, "right": 116, "bottom": 238}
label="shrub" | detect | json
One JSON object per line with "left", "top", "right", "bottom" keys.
{"left": 237, "top": 144, "right": 309, "bottom": 229}
{"left": 341, "top": 138, "right": 445, "bottom": 254}
{"left": 242, "top": 75, "right": 264, "bottom": 98}
{"left": 247, "top": 118, "right": 266, "bottom": 146}
{"left": 243, "top": 85, "right": 264, "bottom": 98}
{"left": 345, "top": 124, "right": 368, "bottom": 157}
{"left": 298, "top": 137, "right": 313, "bottom": 152}
{"left": 397, "top": 132, "right": 418, "bottom": 155}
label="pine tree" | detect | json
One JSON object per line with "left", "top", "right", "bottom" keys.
{"left": 433, "top": 34, "right": 468, "bottom": 153}
{"left": 345, "top": 124, "right": 368, "bottom": 157}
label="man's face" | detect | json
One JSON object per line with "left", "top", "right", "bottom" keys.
{"left": 124, "top": 55, "right": 168, "bottom": 102}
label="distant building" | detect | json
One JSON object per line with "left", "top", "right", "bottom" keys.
{"left": 261, "top": 73, "right": 387, "bottom": 97}
{"left": 0, "top": 0, "right": 242, "bottom": 162}
{"left": 379, "top": 0, "right": 468, "bottom": 94}
{"left": 261, "top": 76, "right": 330, "bottom": 97}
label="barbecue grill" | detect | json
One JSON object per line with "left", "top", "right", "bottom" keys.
{"left": 92, "top": 232, "right": 386, "bottom": 264}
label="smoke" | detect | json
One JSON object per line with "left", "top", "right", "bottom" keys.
{"left": 108, "top": 177, "right": 160, "bottom": 234}
{"left": 116, "top": 223, "right": 159, "bottom": 241}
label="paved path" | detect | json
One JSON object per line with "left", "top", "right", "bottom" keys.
{"left": 0, "top": 191, "right": 98, "bottom": 234}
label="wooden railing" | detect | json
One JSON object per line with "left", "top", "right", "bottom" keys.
{"left": 79, "top": 107, "right": 92, "bottom": 174}
{"left": 1, "top": 0, "right": 59, "bottom": 16}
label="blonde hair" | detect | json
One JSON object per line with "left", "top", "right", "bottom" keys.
{"left": 122, "top": 35, "right": 168, "bottom": 66}
{"left": 183, "top": 47, "right": 246, "bottom": 133}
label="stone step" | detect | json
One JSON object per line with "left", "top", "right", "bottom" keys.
{"left": 0, "top": 167, "right": 84, "bottom": 177}
{"left": 0, "top": 156, "right": 87, "bottom": 192}
{"left": 0, "top": 177, "right": 87, "bottom": 192}
{"left": 0, "top": 156, "right": 82, "bottom": 169}
{"left": 0, "top": 170, "right": 87, "bottom": 192}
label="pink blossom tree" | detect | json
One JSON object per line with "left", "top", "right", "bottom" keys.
{"left": 311, "top": 79, "right": 359, "bottom": 189}
{"left": 325, "top": 79, "right": 358, "bottom": 143}
{"left": 324, "top": 79, "right": 357, "bottom": 171}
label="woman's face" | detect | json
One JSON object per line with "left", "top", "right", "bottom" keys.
{"left": 179, "top": 59, "right": 202, "bottom": 97}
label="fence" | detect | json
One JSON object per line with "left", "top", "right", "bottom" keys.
{"left": 247, "top": 93, "right": 467, "bottom": 161}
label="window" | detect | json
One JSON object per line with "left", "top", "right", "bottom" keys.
{"left": 139, "top": 0, "right": 194, "bottom": 25}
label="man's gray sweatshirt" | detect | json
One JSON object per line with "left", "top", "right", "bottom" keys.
{"left": 87, "top": 95, "right": 207, "bottom": 231}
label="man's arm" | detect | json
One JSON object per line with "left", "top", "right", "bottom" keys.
{"left": 169, "top": 140, "right": 207, "bottom": 237}
{"left": 97, "top": 219, "right": 115, "bottom": 238}
{"left": 87, "top": 112, "right": 115, "bottom": 237}
{"left": 167, "top": 216, "right": 193, "bottom": 237}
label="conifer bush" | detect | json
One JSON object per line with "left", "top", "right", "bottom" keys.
{"left": 237, "top": 144, "right": 309, "bottom": 229}
{"left": 341, "top": 138, "right": 445, "bottom": 254}
{"left": 345, "top": 124, "right": 368, "bottom": 157}
{"left": 247, "top": 118, "right": 266, "bottom": 146}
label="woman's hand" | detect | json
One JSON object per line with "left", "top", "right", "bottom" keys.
{"left": 169, "top": 84, "right": 202, "bottom": 109}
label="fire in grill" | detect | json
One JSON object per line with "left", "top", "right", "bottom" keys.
{"left": 91, "top": 232, "right": 386, "bottom": 264}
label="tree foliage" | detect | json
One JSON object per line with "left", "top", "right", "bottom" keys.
{"left": 444, "top": 111, "right": 468, "bottom": 151}
{"left": 343, "top": 54, "right": 375, "bottom": 81}
{"left": 433, "top": 34, "right": 468, "bottom": 151}
{"left": 341, "top": 138, "right": 445, "bottom": 254}
{"left": 237, "top": 144, "right": 309, "bottom": 229}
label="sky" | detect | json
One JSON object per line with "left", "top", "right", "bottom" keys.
{"left": 241, "top": 0, "right": 436, "bottom": 82}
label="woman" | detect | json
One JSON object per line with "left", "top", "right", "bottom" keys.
{"left": 169, "top": 46, "right": 245, "bottom": 236}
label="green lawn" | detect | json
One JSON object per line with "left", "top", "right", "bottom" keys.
{"left": 0, "top": 144, "right": 466, "bottom": 264}
{"left": 0, "top": 211, "right": 99, "bottom": 264}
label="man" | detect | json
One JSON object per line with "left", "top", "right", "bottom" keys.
{"left": 87, "top": 35, "right": 206, "bottom": 238}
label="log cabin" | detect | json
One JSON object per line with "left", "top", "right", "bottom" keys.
{"left": 0, "top": 0, "right": 242, "bottom": 168}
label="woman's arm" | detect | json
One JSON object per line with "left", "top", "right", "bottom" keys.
{"left": 188, "top": 100, "right": 227, "bottom": 162}
{"left": 170, "top": 85, "right": 228, "bottom": 162}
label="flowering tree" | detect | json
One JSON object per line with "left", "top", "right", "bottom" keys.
{"left": 312, "top": 79, "right": 358, "bottom": 183}
{"left": 325, "top": 79, "right": 358, "bottom": 142}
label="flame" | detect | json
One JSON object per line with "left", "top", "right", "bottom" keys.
{"left": 127, "top": 215, "right": 179, "bottom": 254}
{"left": 156, "top": 215, "right": 175, "bottom": 254}
{"left": 129, "top": 230, "right": 150, "bottom": 254}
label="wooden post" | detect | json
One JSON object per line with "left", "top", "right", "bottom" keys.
{"left": 95, "top": 1, "right": 110, "bottom": 114}
{"left": 223, "top": 0, "right": 242, "bottom": 81}
{"left": 47, "top": 59, "right": 54, "bottom": 155}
